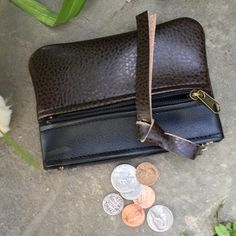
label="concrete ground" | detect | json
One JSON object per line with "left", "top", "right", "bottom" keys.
{"left": 0, "top": 0, "right": 235, "bottom": 235}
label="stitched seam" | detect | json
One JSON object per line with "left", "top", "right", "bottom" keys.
{"left": 41, "top": 103, "right": 203, "bottom": 131}
{"left": 46, "top": 132, "right": 221, "bottom": 162}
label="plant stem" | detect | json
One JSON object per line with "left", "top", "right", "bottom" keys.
{"left": 0, "top": 129, "right": 42, "bottom": 170}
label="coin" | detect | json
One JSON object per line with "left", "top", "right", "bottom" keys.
{"left": 136, "top": 162, "right": 160, "bottom": 186}
{"left": 111, "top": 164, "right": 140, "bottom": 193}
{"left": 102, "top": 193, "right": 124, "bottom": 216}
{"left": 133, "top": 185, "right": 155, "bottom": 209}
{"left": 122, "top": 204, "right": 145, "bottom": 227}
{"left": 147, "top": 205, "right": 174, "bottom": 232}
{"left": 120, "top": 184, "right": 144, "bottom": 200}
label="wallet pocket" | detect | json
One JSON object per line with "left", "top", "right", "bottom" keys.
{"left": 40, "top": 92, "right": 223, "bottom": 168}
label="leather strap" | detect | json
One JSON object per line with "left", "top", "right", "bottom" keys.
{"left": 135, "top": 11, "right": 204, "bottom": 159}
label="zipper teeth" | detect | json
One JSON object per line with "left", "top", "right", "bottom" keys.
{"left": 40, "top": 91, "right": 194, "bottom": 125}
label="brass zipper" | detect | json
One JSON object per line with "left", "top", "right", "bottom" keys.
{"left": 189, "top": 89, "right": 220, "bottom": 114}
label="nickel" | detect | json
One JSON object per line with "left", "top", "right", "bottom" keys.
{"left": 120, "top": 184, "right": 143, "bottom": 200}
{"left": 147, "top": 205, "right": 174, "bottom": 232}
{"left": 111, "top": 164, "right": 141, "bottom": 193}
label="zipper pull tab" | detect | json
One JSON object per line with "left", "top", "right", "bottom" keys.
{"left": 190, "top": 89, "right": 221, "bottom": 114}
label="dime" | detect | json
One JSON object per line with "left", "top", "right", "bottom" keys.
{"left": 122, "top": 204, "right": 145, "bottom": 227}
{"left": 102, "top": 193, "right": 124, "bottom": 216}
{"left": 120, "top": 184, "right": 144, "bottom": 200}
{"left": 147, "top": 205, "right": 174, "bottom": 232}
{"left": 111, "top": 164, "right": 140, "bottom": 193}
{"left": 133, "top": 185, "right": 155, "bottom": 209}
{"left": 136, "top": 162, "right": 160, "bottom": 186}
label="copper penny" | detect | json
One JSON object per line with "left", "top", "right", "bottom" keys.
{"left": 133, "top": 185, "right": 155, "bottom": 209}
{"left": 136, "top": 162, "right": 159, "bottom": 186}
{"left": 122, "top": 204, "right": 145, "bottom": 227}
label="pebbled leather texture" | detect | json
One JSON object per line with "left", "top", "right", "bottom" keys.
{"left": 30, "top": 17, "right": 211, "bottom": 120}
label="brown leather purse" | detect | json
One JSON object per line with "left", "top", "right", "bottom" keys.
{"left": 29, "top": 11, "right": 223, "bottom": 168}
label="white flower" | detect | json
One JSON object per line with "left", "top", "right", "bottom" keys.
{"left": 0, "top": 96, "right": 12, "bottom": 137}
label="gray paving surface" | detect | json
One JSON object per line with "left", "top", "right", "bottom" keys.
{"left": 0, "top": 0, "right": 236, "bottom": 235}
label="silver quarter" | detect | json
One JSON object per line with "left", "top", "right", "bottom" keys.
{"left": 102, "top": 193, "right": 124, "bottom": 216}
{"left": 120, "top": 184, "right": 144, "bottom": 200}
{"left": 147, "top": 205, "right": 174, "bottom": 232}
{"left": 111, "top": 164, "right": 140, "bottom": 193}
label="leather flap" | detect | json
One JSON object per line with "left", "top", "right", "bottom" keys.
{"left": 29, "top": 17, "right": 212, "bottom": 120}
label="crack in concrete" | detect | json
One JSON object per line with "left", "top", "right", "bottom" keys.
{"left": 20, "top": 182, "right": 63, "bottom": 236}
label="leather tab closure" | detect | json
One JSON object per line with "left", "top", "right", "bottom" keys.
{"left": 136, "top": 119, "right": 155, "bottom": 143}
{"left": 135, "top": 11, "right": 204, "bottom": 159}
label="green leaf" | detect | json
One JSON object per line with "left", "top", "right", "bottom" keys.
{"left": 233, "top": 220, "right": 236, "bottom": 230}
{"left": 230, "top": 230, "right": 236, "bottom": 236}
{"left": 10, "top": 0, "right": 86, "bottom": 26}
{"left": 0, "top": 129, "right": 42, "bottom": 170}
{"left": 180, "top": 233, "right": 187, "bottom": 236}
{"left": 226, "top": 223, "right": 233, "bottom": 231}
{"left": 215, "top": 224, "right": 231, "bottom": 236}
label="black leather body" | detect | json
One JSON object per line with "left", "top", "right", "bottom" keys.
{"left": 40, "top": 101, "right": 223, "bottom": 168}
{"left": 29, "top": 17, "right": 224, "bottom": 168}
